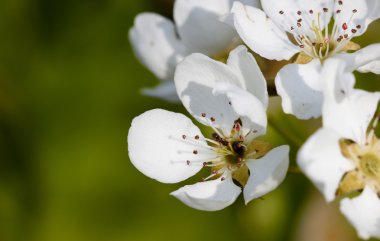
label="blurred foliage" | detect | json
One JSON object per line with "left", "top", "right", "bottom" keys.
{"left": 0, "top": 1, "right": 379, "bottom": 241}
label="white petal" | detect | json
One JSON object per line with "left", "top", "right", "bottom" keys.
{"left": 175, "top": 53, "right": 243, "bottom": 134}
{"left": 357, "top": 60, "right": 380, "bottom": 74}
{"left": 244, "top": 146, "right": 289, "bottom": 204}
{"left": 170, "top": 177, "right": 241, "bottom": 211}
{"left": 128, "top": 109, "right": 213, "bottom": 183}
{"left": 261, "top": 0, "right": 334, "bottom": 36}
{"left": 333, "top": 0, "right": 380, "bottom": 37}
{"left": 275, "top": 60, "right": 323, "bottom": 120}
{"left": 236, "top": 0, "right": 261, "bottom": 8}
{"left": 340, "top": 187, "right": 380, "bottom": 240}
{"left": 129, "top": 13, "right": 186, "bottom": 81}
{"left": 324, "top": 90, "right": 380, "bottom": 145}
{"left": 142, "top": 81, "right": 180, "bottom": 103}
{"left": 173, "top": 0, "right": 237, "bottom": 56}
{"left": 336, "top": 44, "right": 380, "bottom": 74}
{"left": 297, "top": 128, "right": 355, "bottom": 202}
{"left": 322, "top": 59, "right": 380, "bottom": 145}
{"left": 226, "top": 45, "right": 268, "bottom": 108}
{"left": 213, "top": 82, "right": 267, "bottom": 139}
{"left": 231, "top": 2, "right": 299, "bottom": 61}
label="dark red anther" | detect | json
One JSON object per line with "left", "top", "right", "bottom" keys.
{"left": 221, "top": 140, "right": 229, "bottom": 146}
{"left": 193, "top": 150, "right": 198, "bottom": 155}
{"left": 201, "top": 113, "right": 206, "bottom": 117}
{"left": 297, "top": 22, "right": 302, "bottom": 27}
{"left": 234, "top": 122, "right": 241, "bottom": 132}
{"left": 344, "top": 34, "right": 348, "bottom": 38}
{"left": 195, "top": 135, "right": 199, "bottom": 140}
{"left": 203, "top": 162, "right": 207, "bottom": 167}
{"left": 336, "top": 9, "right": 341, "bottom": 14}
{"left": 221, "top": 177, "right": 225, "bottom": 181}
{"left": 351, "top": 29, "right": 357, "bottom": 33}
{"left": 309, "top": 9, "right": 314, "bottom": 14}
{"left": 186, "top": 160, "right": 190, "bottom": 165}
{"left": 212, "top": 133, "right": 220, "bottom": 141}
{"left": 342, "top": 23, "right": 348, "bottom": 30}
{"left": 338, "top": 0, "right": 343, "bottom": 5}
{"left": 210, "top": 117, "right": 215, "bottom": 122}
{"left": 299, "top": 44, "right": 305, "bottom": 48}
{"left": 182, "top": 135, "right": 186, "bottom": 139}
{"left": 297, "top": 11, "right": 302, "bottom": 15}
{"left": 353, "top": 9, "right": 357, "bottom": 13}
{"left": 356, "top": 25, "right": 361, "bottom": 29}
{"left": 323, "top": 8, "right": 328, "bottom": 12}
{"left": 279, "top": 10, "right": 284, "bottom": 14}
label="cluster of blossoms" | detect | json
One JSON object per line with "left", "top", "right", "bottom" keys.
{"left": 128, "top": 0, "right": 380, "bottom": 239}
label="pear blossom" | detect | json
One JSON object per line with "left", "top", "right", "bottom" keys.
{"left": 298, "top": 59, "right": 380, "bottom": 239}
{"left": 128, "top": 46, "right": 289, "bottom": 211}
{"left": 230, "top": 0, "right": 380, "bottom": 119}
{"left": 129, "top": 0, "right": 260, "bottom": 102}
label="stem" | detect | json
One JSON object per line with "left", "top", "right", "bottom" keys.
{"left": 267, "top": 83, "right": 278, "bottom": 96}
{"left": 287, "top": 166, "right": 303, "bottom": 175}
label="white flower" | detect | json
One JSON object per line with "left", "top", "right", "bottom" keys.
{"left": 128, "top": 46, "right": 289, "bottom": 211}
{"left": 298, "top": 58, "right": 380, "bottom": 239}
{"left": 129, "top": 0, "right": 260, "bottom": 102}
{"left": 230, "top": 0, "right": 380, "bottom": 119}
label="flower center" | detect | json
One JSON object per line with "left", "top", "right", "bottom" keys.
{"left": 359, "top": 153, "right": 380, "bottom": 179}
{"left": 180, "top": 115, "right": 271, "bottom": 187}
{"left": 337, "top": 129, "right": 380, "bottom": 196}
{"left": 278, "top": 2, "right": 361, "bottom": 63}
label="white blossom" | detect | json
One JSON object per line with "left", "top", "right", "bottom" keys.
{"left": 298, "top": 58, "right": 380, "bottom": 239}
{"left": 128, "top": 46, "right": 289, "bottom": 211}
{"left": 129, "top": 0, "right": 260, "bottom": 102}
{"left": 230, "top": 0, "right": 380, "bottom": 119}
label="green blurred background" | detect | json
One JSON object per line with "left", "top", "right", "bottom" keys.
{"left": 0, "top": 1, "right": 379, "bottom": 241}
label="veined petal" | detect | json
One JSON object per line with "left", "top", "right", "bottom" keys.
{"left": 142, "top": 81, "right": 180, "bottom": 103}
{"left": 322, "top": 59, "right": 380, "bottom": 145}
{"left": 261, "top": 0, "right": 334, "bottom": 36}
{"left": 213, "top": 82, "right": 267, "bottom": 140}
{"left": 173, "top": 0, "right": 237, "bottom": 56}
{"left": 231, "top": 2, "right": 299, "bottom": 61}
{"left": 275, "top": 60, "right": 323, "bottom": 120}
{"left": 128, "top": 109, "right": 213, "bottom": 183}
{"left": 340, "top": 187, "right": 380, "bottom": 240}
{"left": 333, "top": 0, "right": 380, "bottom": 37}
{"left": 170, "top": 177, "right": 241, "bottom": 211}
{"left": 226, "top": 45, "right": 268, "bottom": 108}
{"left": 244, "top": 146, "right": 289, "bottom": 204}
{"left": 129, "top": 13, "right": 186, "bottom": 81}
{"left": 175, "top": 53, "right": 243, "bottom": 134}
{"left": 336, "top": 44, "right": 380, "bottom": 74}
{"left": 298, "top": 128, "right": 355, "bottom": 202}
